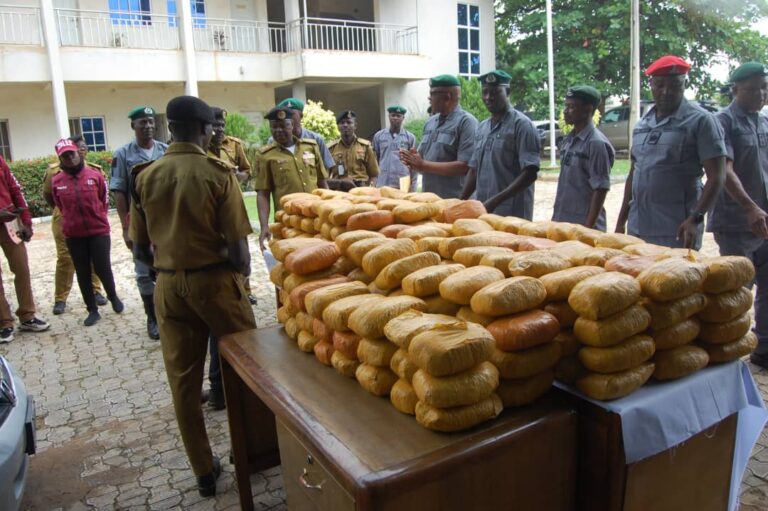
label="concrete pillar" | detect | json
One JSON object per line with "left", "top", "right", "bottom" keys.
{"left": 291, "top": 80, "right": 307, "bottom": 102}
{"left": 379, "top": 80, "right": 406, "bottom": 128}
{"left": 178, "top": 0, "right": 199, "bottom": 96}
{"left": 39, "top": 0, "right": 69, "bottom": 137}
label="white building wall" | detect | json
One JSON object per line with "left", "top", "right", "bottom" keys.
{"left": 1, "top": 84, "right": 61, "bottom": 160}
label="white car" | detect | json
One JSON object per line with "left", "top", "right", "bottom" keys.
{"left": 0, "top": 356, "right": 36, "bottom": 511}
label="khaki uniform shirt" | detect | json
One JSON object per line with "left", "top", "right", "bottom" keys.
{"left": 209, "top": 136, "right": 252, "bottom": 177}
{"left": 129, "top": 142, "right": 252, "bottom": 271}
{"left": 328, "top": 137, "right": 379, "bottom": 182}
{"left": 253, "top": 137, "right": 327, "bottom": 210}
{"left": 44, "top": 161, "right": 103, "bottom": 220}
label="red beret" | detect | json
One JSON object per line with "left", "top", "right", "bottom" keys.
{"left": 645, "top": 55, "right": 691, "bottom": 76}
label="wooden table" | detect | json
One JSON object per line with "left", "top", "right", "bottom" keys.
{"left": 220, "top": 326, "right": 578, "bottom": 511}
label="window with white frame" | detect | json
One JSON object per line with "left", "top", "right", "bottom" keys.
{"left": 69, "top": 117, "right": 108, "bottom": 152}
{"left": 0, "top": 121, "right": 11, "bottom": 162}
{"left": 167, "top": 0, "right": 206, "bottom": 28}
{"left": 457, "top": 3, "right": 480, "bottom": 77}
{"left": 109, "top": 0, "right": 152, "bottom": 25}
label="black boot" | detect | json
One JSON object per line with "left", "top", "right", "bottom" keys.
{"left": 141, "top": 294, "right": 160, "bottom": 340}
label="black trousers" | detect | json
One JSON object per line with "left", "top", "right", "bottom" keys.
{"left": 66, "top": 235, "right": 117, "bottom": 312}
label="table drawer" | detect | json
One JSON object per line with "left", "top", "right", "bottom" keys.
{"left": 277, "top": 420, "right": 355, "bottom": 511}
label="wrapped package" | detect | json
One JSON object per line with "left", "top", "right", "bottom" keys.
{"left": 456, "top": 306, "right": 495, "bottom": 327}
{"left": 442, "top": 200, "right": 487, "bottom": 223}
{"left": 369, "top": 282, "right": 389, "bottom": 295}
{"left": 439, "top": 266, "right": 506, "bottom": 305}
{"left": 604, "top": 254, "right": 661, "bottom": 277}
{"left": 568, "top": 272, "right": 642, "bottom": 321}
{"left": 644, "top": 293, "right": 708, "bottom": 330}
{"left": 348, "top": 296, "right": 428, "bottom": 339}
{"left": 305, "top": 281, "right": 369, "bottom": 319}
{"left": 285, "top": 317, "right": 299, "bottom": 340}
{"left": 397, "top": 225, "right": 451, "bottom": 241}
{"left": 269, "top": 222, "right": 284, "bottom": 238}
{"left": 355, "top": 363, "right": 399, "bottom": 396}
{"left": 379, "top": 186, "right": 407, "bottom": 199}
{"left": 335, "top": 230, "right": 386, "bottom": 255}
{"left": 382, "top": 311, "right": 462, "bottom": 351}
{"left": 347, "top": 237, "right": 392, "bottom": 267}
{"left": 270, "top": 237, "right": 327, "bottom": 261}
{"left": 276, "top": 306, "right": 292, "bottom": 325}
{"left": 404, "top": 191, "right": 442, "bottom": 203}
{"left": 269, "top": 262, "right": 289, "bottom": 287}
{"left": 440, "top": 232, "right": 520, "bottom": 259}
{"left": 330, "top": 225, "right": 347, "bottom": 240}
{"left": 567, "top": 225, "right": 602, "bottom": 246}
{"left": 478, "top": 213, "right": 506, "bottom": 230}
{"left": 390, "top": 349, "right": 419, "bottom": 381}
{"left": 496, "top": 370, "right": 554, "bottom": 407}
{"left": 408, "top": 322, "right": 496, "bottom": 377}
{"left": 578, "top": 335, "right": 655, "bottom": 374}
{"left": 392, "top": 202, "right": 441, "bottom": 223}
{"left": 283, "top": 267, "right": 346, "bottom": 294}
{"left": 622, "top": 243, "right": 669, "bottom": 257}
{"left": 545, "top": 301, "right": 579, "bottom": 328}
{"left": 576, "top": 363, "right": 655, "bottom": 401}
{"left": 417, "top": 236, "right": 448, "bottom": 254}
{"left": 313, "top": 340, "right": 334, "bottom": 366}
{"left": 452, "top": 218, "right": 495, "bottom": 236}
{"left": 637, "top": 258, "right": 708, "bottom": 302}
{"left": 700, "top": 332, "right": 757, "bottom": 363}
{"left": 594, "top": 232, "right": 644, "bottom": 249}
{"left": 401, "top": 263, "right": 466, "bottom": 297}
{"left": 570, "top": 247, "right": 626, "bottom": 267}
{"left": 698, "top": 313, "right": 752, "bottom": 344}
{"left": 553, "top": 330, "right": 580, "bottom": 357}
{"left": 297, "top": 330, "right": 319, "bottom": 353}
{"left": 347, "top": 210, "right": 395, "bottom": 231}
{"left": 362, "top": 238, "right": 418, "bottom": 277}
{"left": 479, "top": 251, "right": 519, "bottom": 276}
{"left": 332, "top": 256, "right": 356, "bottom": 275}
{"left": 546, "top": 222, "right": 581, "bottom": 242}
{"left": 377, "top": 198, "right": 410, "bottom": 211}
{"left": 516, "top": 221, "right": 551, "bottom": 238}
{"left": 320, "top": 223, "right": 333, "bottom": 240}
{"left": 652, "top": 318, "right": 701, "bottom": 350}
{"left": 702, "top": 256, "right": 755, "bottom": 293}
{"left": 332, "top": 330, "right": 361, "bottom": 360}
{"left": 412, "top": 362, "right": 499, "bottom": 408}
{"left": 432, "top": 199, "right": 462, "bottom": 221}
{"left": 300, "top": 217, "right": 317, "bottom": 234}
{"left": 348, "top": 186, "right": 381, "bottom": 197}
{"left": 289, "top": 276, "right": 350, "bottom": 313}
{"left": 357, "top": 337, "right": 399, "bottom": 367}
{"left": 380, "top": 224, "right": 413, "bottom": 238}
{"left": 487, "top": 310, "right": 561, "bottom": 352}
{"left": 508, "top": 250, "right": 571, "bottom": 277}
{"left": 415, "top": 394, "right": 503, "bottom": 432}
{"left": 548, "top": 240, "right": 594, "bottom": 261}
{"left": 348, "top": 267, "right": 373, "bottom": 285}
{"left": 699, "top": 287, "right": 753, "bottom": 323}
{"left": 470, "top": 276, "right": 547, "bottom": 316}
{"left": 374, "top": 251, "right": 442, "bottom": 291}
{"left": 516, "top": 237, "right": 558, "bottom": 251}
{"left": 279, "top": 191, "right": 316, "bottom": 209}
{"left": 490, "top": 342, "right": 561, "bottom": 379}
{"left": 328, "top": 203, "right": 377, "bottom": 226}
{"left": 454, "top": 246, "right": 514, "bottom": 267}
{"left": 573, "top": 304, "right": 651, "bottom": 347}
{"left": 652, "top": 345, "right": 709, "bottom": 380}
{"left": 494, "top": 216, "right": 530, "bottom": 234}
{"left": 311, "top": 318, "right": 333, "bottom": 343}
{"left": 322, "top": 294, "right": 383, "bottom": 331}
{"left": 390, "top": 379, "right": 419, "bottom": 415}
{"left": 539, "top": 266, "right": 606, "bottom": 302}
{"left": 294, "top": 311, "right": 314, "bottom": 333}
{"left": 422, "top": 294, "right": 462, "bottom": 315}
{"left": 554, "top": 356, "right": 587, "bottom": 385}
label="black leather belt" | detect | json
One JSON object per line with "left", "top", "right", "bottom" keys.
{"left": 156, "top": 262, "right": 231, "bottom": 274}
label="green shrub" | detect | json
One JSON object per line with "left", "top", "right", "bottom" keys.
{"left": 303, "top": 100, "right": 340, "bottom": 142}
{"left": 225, "top": 112, "right": 259, "bottom": 144}
{"left": 404, "top": 117, "right": 427, "bottom": 145}
{"left": 559, "top": 109, "right": 602, "bottom": 137}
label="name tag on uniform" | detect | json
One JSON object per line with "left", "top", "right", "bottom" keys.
{"left": 562, "top": 152, "right": 573, "bottom": 165}
{"left": 302, "top": 151, "right": 315, "bottom": 165}
{"left": 87, "top": 178, "right": 96, "bottom": 186}
{"left": 647, "top": 131, "right": 662, "bottom": 145}
{"left": 759, "top": 133, "right": 768, "bottom": 147}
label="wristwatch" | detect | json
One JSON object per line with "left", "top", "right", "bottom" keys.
{"left": 690, "top": 211, "right": 705, "bottom": 224}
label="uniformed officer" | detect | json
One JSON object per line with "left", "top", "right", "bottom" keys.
{"left": 401, "top": 74, "right": 478, "bottom": 199}
{"left": 460, "top": 70, "right": 539, "bottom": 218}
{"left": 129, "top": 95, "right": 255, "bottom": 497}
{"left": 110, "top": 106, "right": 168, "bottom": 339}
{"left": 276, "top": 97, "right": 336, "bottom": 172}
{"left": 43, "top": 135, "right": 107, "bottom": 314}
{"left": 372, "top": 105, "right": 417, "bottom": 192}
{"left": 707, "top": 62, "right": 768, "bottom": 367}
{"left": 616, "top": 55, "right": 726, "bottom": 249}
{"left": 254, "top": 106, "right": 328, "bottom": 250}
{"left": 328, "top": 110, "right": 379, "bottom": 187}
{"left": 552, "top": 86, "right": 614, "bottom": 230}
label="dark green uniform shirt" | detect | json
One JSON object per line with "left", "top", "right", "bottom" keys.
{"left": 328, "top": 136, "right": 379, "bottom": 182}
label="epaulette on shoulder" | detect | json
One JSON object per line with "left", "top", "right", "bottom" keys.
{"left": 47, "top": 162, "right": 60, "bottom": 170}
{"left": 328, "top": 139, "right": 340, "bottom": 148}
{"left": 87, "top": 161, "right": 103, "bottom": 171}
{"left": 207, "top": 154, "right": 236, "bottom": 172}
{"left": 357, "top": 138, "right": 371, "bottom": 146}
{"left": 259, "top": 143, "right": 277, "bottom": 154}
{"left": 226, "top": 135, "right": 243, "bottom": 144}
{"left": 300, "top": 138, "right": 318, "bottom": 146}
{"left": 130, "top": 161, "right": 153, "bottom": 179}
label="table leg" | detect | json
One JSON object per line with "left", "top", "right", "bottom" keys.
{"left": 222, "top": 353, "right": 256, "bottom": 511}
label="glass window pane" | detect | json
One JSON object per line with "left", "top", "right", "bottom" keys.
{"left": 84, "top": 133, "right": 95, "bottom": 146}
{"left": 458, "top": 28, "right": 468, "bottom": 50}
{"left": 457, "top": 4, "right": 467, "bottom": 26}
{"left": 167, "top": 0, "right": 176, "bottom": 14}
{"left": 470, "top": 29, "right": 479, "bottom": 51}
{"left": 140, "top": 0, "right": 150, "bottom": 11}
{"left": 470, "top": 5, "right": 480, "bottom": 27}
{"left": 93, "top": 117, "right": 104, "bottom": 131}
{"left": 459, "top": 52, "right": 468, "bottom": 74}
{"left": 471, "top": 53, "right": 480, "bottom": 75}
{"left": 95, "top": 132, "right": 105, "bottom": 146}
{"left": 81, "top": 118, "right": 92, "bottom": 131}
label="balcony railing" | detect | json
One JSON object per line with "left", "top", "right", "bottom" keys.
{"left": 0, "top": 5, "right": 42, "bottom": 45}
{"left": 287, "top": 17, "right": 418, "bottom": 54}
{"left": 193, "top": 18, "right": 286, "bottom": 53}
{"left": 56, "top": 9, "right": 180, "bottom": 50}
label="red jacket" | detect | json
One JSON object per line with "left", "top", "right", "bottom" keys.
{"left": 51, "top": 165, "right": 110, "bottom": 238}
{"left": 0, "top": 156, "right": 32, "bottom": 226}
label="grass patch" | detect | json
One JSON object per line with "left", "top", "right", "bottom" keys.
{"left": 244, "top": 194, "right": 273, "bottom": 224}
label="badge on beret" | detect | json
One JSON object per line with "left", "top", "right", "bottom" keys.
{"left": 144, "top": 107, "right": 153, "bottom": 115}
{"left": 277, "top": 110, "right": 286, "bottom": 120}
{"left": 486, "top": 74, "right": 497, "bottom": 84}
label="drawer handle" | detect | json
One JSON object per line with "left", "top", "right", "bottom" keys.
{"left": 300, "top": 468, "right": 324, "bottom": 491}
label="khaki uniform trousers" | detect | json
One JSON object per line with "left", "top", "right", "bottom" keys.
{"left": 0, "top": 227, "right": 36, "bottom": 328}
{"left": 52, "top": 211, "right": 103, "bottom": 302}
{"left": 155, "top": 267, "right": 256, "bottom": 476}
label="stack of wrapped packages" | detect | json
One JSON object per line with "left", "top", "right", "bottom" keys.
{"left": 266, "top": 187, "right": 758, "bottom": 432}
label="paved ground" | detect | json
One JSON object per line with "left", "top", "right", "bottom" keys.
{"left": 0, "top": 178, "right": 765, "bottom": 510}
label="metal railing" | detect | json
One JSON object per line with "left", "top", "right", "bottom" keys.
{"left": 55, "top": 9, "right": 180, "bottom": 50}
{"left": 0, "top": 5, "right": 42, "bottom": 45}
{"left": 193, "top": 18, "right": 286, "bottom": 53}
{"left": 287, "top": 17, "right": 418, "bottom": 54}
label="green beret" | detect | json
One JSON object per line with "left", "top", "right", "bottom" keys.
{"left": 478, "top": 70, "right": 512, "bottom": 86}
{"left": 128, "top": 106, "right": 155, "bottom": 120}
{"left": 277, "top": 97, "right": 305, "bottom": 112}
{"left": 265, "top": 107, "right": 292, "bottom": 122}
{"left": 387, "top": 105, "right": 407, "bottom": 115}
{"left": 429, "top": 74, "right": 461, "bottom": 87}
{"left": 730, "top": 62, "right": 768, "bottom": 83}
{"left": 166, "top": 96, "right": 214, "bottom": 124}
{"left": 337, "top": 110, "right": 357, "bottom": 123}
{"left": 566, "top": 85, "right": 601, "bottom": 107}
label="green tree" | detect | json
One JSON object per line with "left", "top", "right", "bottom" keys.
{"left": 496, "top": 0, "right": 768, "bottom": 117}
{"left": 459, "top": 76, "right": 490, "bottom": 122}
{"left": 224, "top": 112, "right": 258, "bottom": 143}
{"left": 303, "top": 100, "right": 340, "bottom": 142}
